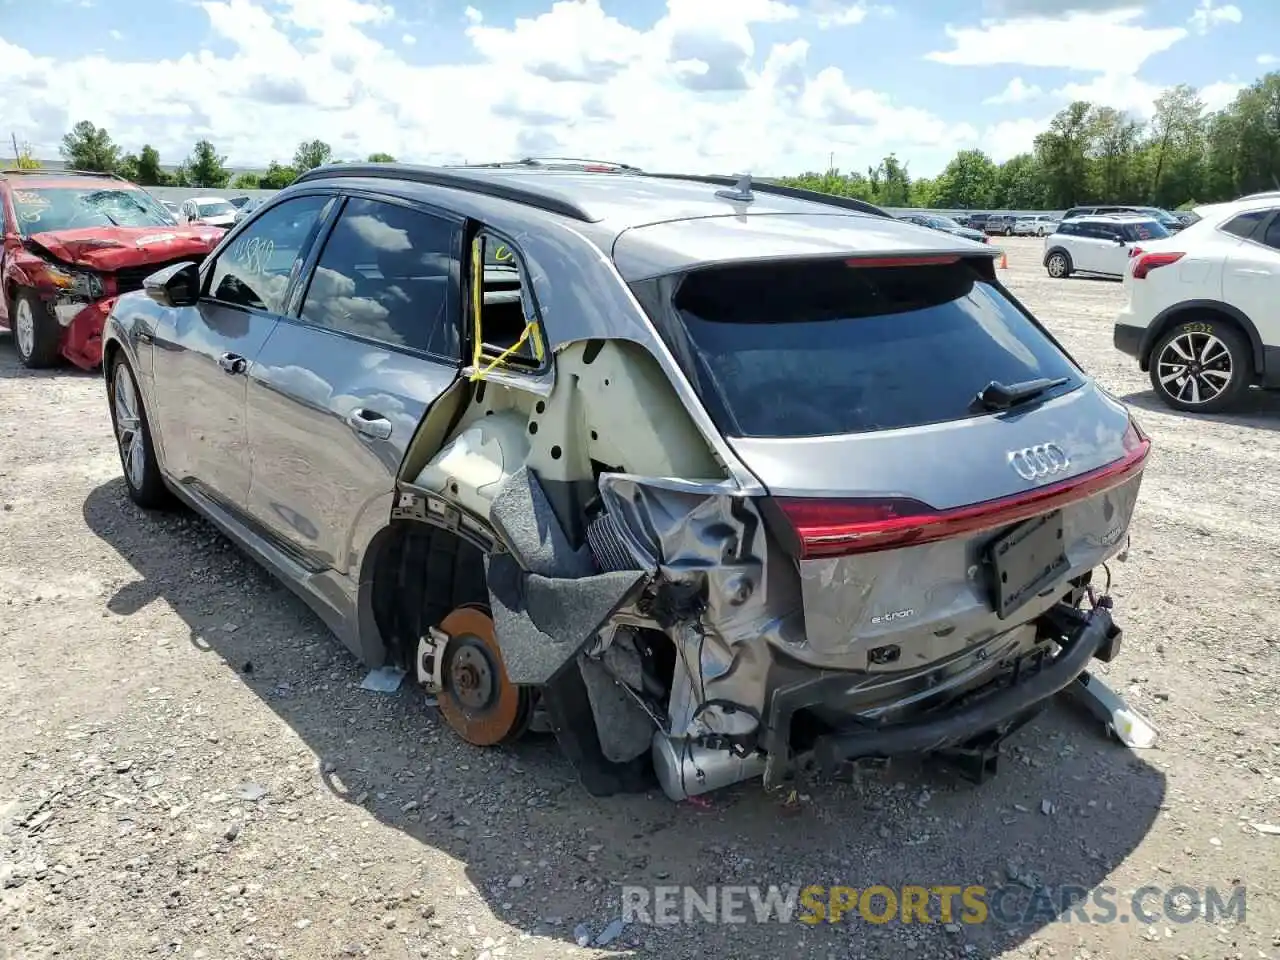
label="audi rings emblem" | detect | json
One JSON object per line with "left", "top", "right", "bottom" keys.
{"left": 1008, "top": 443, "right": 1070, "bottom": 481}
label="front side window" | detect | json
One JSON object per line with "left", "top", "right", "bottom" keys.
{"left": 205, "top": 194, "right": 330, "bottom": 314}
{"left": 9, "top": 186, "right": 174, "bottom": 237}
{"left": 468, "top": 232, "right": 545, "bottom": 374}
{"left": 299, "top": 197, "right": 460, "bottom": 357}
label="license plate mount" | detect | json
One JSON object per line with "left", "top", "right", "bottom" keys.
{"left": 988, "top": 510, "right": 1069, "bottom": 620}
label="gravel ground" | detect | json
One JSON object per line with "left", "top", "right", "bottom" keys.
{"left": 1, "top": 236, "right": 1278, "bottom": 960}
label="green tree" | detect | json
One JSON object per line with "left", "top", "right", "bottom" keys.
{"left": 868, "top": 153, "right": 911, "bottom": 207}
{"left": 367, "top": 152, "right": 396, "bottom": 162}
{"left": 293, "top": 139, "right": 332, "bottom": 171}
{"left": 1146, "top": 84, "right": 1206, "bottom": 206}
{"left": 59, "top": 120, "right": 120, "bottom": 172}
{"left": 230, "top": 172, "right": 262, "bottom": 189}
{"left": 994, "top": 153, "right": 1048, "bottom": 209}
{"left": 183, "top": 140, "right": 231, "bottom": 188}
{"left": 258, "top": 161, "right": 298, "bottom": 189}
{"left": 1034, "top": 101, "right": 1094, "bottom": 207}
{"left": 118, "top": 153, "right": 140, "bottom": 182}
{"left": 15, "top": 142, "right": 41, "bottom": 169}
{"left": 1087, "top": 106, "right": 1143, "bottom": 201}
{"left": 135, "top": 144, "right": 166, "bottom": 186}
{"left": 931, "top": 149, "right": 998, "bottom": 209}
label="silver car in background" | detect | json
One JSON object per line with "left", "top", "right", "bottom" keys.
{"left": 100, "top": 164, "right": 1152, "bottom": 801}
{"left": 1014, "top": 215, "right": 1059, "bottom": 237}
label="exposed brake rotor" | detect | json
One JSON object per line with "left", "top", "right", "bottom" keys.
{"left": 436, "top": 604, "right": 532, "bottom": 746}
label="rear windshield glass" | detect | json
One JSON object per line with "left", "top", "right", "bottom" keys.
{"left": 10, "top": 186, "right": 174, "bottom": 236}
{"left": 1121, "top": 220, "right": 1171, "bottom": 241}
{"left": 656, "top": 258, "right": 1083, "bottom": 438}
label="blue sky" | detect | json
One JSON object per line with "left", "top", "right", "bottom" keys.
{"left": 1, "top": 0, "right": 1274, "bottom": 175}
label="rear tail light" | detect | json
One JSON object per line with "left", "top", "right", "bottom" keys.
{"left": 1131, "top": 251, "right": 1184, "bottom": 279}
{"left": 774, "top": 420, "right": 1151, "bottom": 559}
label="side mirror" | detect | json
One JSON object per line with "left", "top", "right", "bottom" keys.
{"left": 1114, "top": 236, "right": 1127, "bottom": 245}
{"left": 144, "top": 261, "right": 201, "bottom": 308}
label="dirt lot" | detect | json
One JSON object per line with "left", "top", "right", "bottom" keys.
{"left": 1, "top": 235, "right": 1278, "bottom": 960}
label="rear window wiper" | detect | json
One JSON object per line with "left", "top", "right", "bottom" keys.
{"left": 972, "top": 376, "right": 1071, "bottom": 412}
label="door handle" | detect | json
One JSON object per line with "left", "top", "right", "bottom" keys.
{"left": 218, "top": 353, "right": 247, "bottom": 375}
{"left": 346, "top": 408, "right": 393, "bottom": 440}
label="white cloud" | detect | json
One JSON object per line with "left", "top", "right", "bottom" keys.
{"left": 1199, "top": 79, "right": 1246, "bottom": 110}
{"left": 0, "top": 0, "right": 975, "bottom": 177}
{"left": 982, "top": 116, "right": 1051, "bottom": 160}
{"left": 1053, "top": 72, "right": 1166, "bottom": 117}
{"left": 401, "top": 33, "right": 415, "bottom": 45}
{"left": 1187, "top": 0, "right": 1242, "bottom": 35}
{"left": 108, "top": 28, "right": 122, "bottom": 40}
{"left": 1257, "top": 53, "right": 1279, "bottom": 66}
{"left": 810, "top": 2, "right": 892, "bottom": 28}
{"left": 926, "top": 8, "right": 1186, "bottom": 73}
{"left": 983, "top": 77, "right": 1041, "bottom": 105}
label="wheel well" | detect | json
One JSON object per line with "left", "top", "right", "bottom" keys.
{"left": 369, "top": 521, "right": 489, "bottom": 670}
{"left": 1141, "top": 306, "right": 1259, "bottom": 374}
{"left": 102, "top": 337, "right": 121, "bottom": 374}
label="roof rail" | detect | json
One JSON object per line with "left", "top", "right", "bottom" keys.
{"left": 0, "top": 167, "right": 129, "bottom": 180}
{"left": 462, "top": 157, "right": 643, "bottom": 172}
{"left": 639, "top": 172, "right": 891, "bottom": 219}
{"left": 292, "top": 162, "right": 597, "bottom": 222}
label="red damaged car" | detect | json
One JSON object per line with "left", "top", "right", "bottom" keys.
{"left": 1, "top": 169, "right": 223, "bottom": 369}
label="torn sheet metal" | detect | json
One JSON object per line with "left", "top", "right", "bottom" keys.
{"left": 597, "top": 474, "right": 804, "bottom": 741}
{"left": 484, "top": 467, "right": 647, "bottom": 686}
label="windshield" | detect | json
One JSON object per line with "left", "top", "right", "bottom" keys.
{"left": 646, "top": 258, "right": 1082, "bottom": 438}
{"left": 931, "top": 216, "right": 962, "bottom": 229}
{"left": 197, "top": 201, "right": 236, "bottom": 217}
{"left": 10, "top": 186, "right": 175, "bottom": 236}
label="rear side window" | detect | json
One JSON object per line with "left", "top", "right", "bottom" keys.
{"left": 654, "top": 258, "right": 1082, "bottom": 438}
{"left": 299, "top": 197, "right": 460, "bottom": 357}
{"left": 1220, "top": 210, "right": 1268, "bottom": 240}
{"left": 1262, "top": 214, "right": 1280, "bottom": 251}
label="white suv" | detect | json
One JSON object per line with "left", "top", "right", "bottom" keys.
{"left": 1114, "top": 196, "right": 1280, "bottom": 412}
{"left": 1042, "top": 214, "right": 1173, "bottom": 280}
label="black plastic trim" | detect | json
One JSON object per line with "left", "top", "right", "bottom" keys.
{"left": 1113, "top": 322, "right": 1144, "bottom": 358}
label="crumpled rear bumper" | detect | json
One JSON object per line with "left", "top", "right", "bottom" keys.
{"left": 762, "top": 604, "right": 1119, "bottom": 787}
{"left": 52, "top": 297, "right": 116, "bottom": 370}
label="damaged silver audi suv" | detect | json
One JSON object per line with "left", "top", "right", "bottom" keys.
{"left": 101, "top": 161, "right": 1151, "bottom": 801}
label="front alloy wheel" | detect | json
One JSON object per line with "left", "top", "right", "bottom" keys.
{"left": 108, "top": 356, "right": 170, "bottom": 507}
{"left": 1046, "top": 252, "right": 1070, "bottom": 278}
{"left": 1150, "top": 322, "right": 1250, "bottom": 413}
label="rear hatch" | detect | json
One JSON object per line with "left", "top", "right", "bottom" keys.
{"left": 629, "top": 251, "right": 1149, "bottom": 666}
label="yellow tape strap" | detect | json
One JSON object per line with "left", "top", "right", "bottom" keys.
{"left": 469, "top": 321, "right": 537, "bottom": 381}
{"left": 470, "top": 236, "right": 484, "bottom": 371}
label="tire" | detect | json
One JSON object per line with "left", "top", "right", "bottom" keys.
{"left": 11, "top": 288, "right": 62, "bottom": 368}
{"left": 1148, "top": 318, "right": 1252, "bottom": 413}
{"left": 1045, "top": 251, "right": 1072, "bottom": 279}
{"left": 107, "top": 355, "right": 170, "bottom": 507}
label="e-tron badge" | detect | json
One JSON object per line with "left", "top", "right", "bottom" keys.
{"left": 1008, "top": 443, "right": 1070, "bottom": 481}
